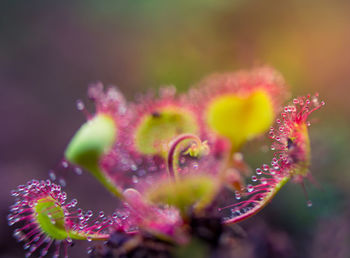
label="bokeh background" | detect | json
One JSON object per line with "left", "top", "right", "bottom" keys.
{"left": 1, "top": 0, "right": 349, "bottom": 257}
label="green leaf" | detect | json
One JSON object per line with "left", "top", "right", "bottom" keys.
{"left": 146, "top": 175, "right": 218, "bottom": 216}
{"left": 65, "top": 114, "right": 123, "bottom": 198}
{"left": 134, "top": 107, "right": 198, "bottom": 157}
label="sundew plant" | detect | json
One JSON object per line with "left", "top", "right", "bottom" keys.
{"left": 8, "top": 67, "right": 325, "bottom": 258}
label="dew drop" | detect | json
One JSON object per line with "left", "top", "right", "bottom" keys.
{"left": 61, "top": 160, "right": 69, "bottom": 168}
{"left": 247, "top": 184, "right": 254, "bottom": 193}
{"left": 87, "top": 247, "right": 94, "bottom": 254}
{"left": 10, "top": 190, "right": 19, "bottom": 197}
{"left": 256, "top": 168, "right": 262, "bottom": 175}
{"left": 74, "top": 167, "right": 83, "bottom": 175}
{"left": 307, "top": 200, "right": 313, "bottom": 207}
{"left": 235, "top": 191, "right": 241, "bottom": 200}
{"left": 262, "top": 164, "right": 269, "bottom": 171}
{"left": 132, "top": 175, "right": 139, "bottom": 184}
{"left": 33, "top": 235, "right": 40, "bottom": 242}
{"left": 252, "top": 176, "right": 258, "bottom": 182}
{"left": 8, "top": 219, "right": 15, "bottom": 226}
{"left": 49, "top": 170, "right": 56, "bottom": 181}
{"left": 59, "top": 178, "right": 66, "bottom": 187}
{"left": 71, "top": 199, "right": 78, "bottom": 207}
{"left": 76, "top": 99, "right": 85, "bottom": 111}
{"left": 87, "top": 236, "right": 92, "bottom": 242}
{"left": 13, "top": 229, "right": 22, "bottom": 239}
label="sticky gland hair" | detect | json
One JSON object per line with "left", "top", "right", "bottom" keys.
{"left": 221, "top": 94, "right": 324, "bottom": 224}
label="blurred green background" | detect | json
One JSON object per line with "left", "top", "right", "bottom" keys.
{"left": 1, "top": 0, "right": 349, "bottom": 257}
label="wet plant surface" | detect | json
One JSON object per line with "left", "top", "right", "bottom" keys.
{"left": 2, "top": 2, "right": 350, "bottom": 258}
{"left": 7, "top": 68, "right": 326, "bottom": 257}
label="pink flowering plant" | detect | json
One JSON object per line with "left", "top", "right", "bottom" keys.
{"left": 8, "top": 67, "right": 325, "bottom": 257}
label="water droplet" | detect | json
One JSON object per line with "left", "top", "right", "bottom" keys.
{"left": 76, "top": 99, "right": 85, "bottom": 111}
{"left": 86, "top": 210, "right": 93, "bottom": 217}
{"left": 307, "top": 200, "right": 313, "bottom": 207}
{"left": 49, "top": 170, "right": 56, "bottom": 181}
{"left": 256, "top": 168, "right": 262, "bottom": 175}
{"left": 99, "top": 211, "right": 104, "bottom": 218}
{"left": 87, "top": 247, "right": 94, "bottom": 254}
{"left": 11, "top": 190, "right": 19, "bottom": 197}
{"left": 59, "top": 178, "right": 66, "bottom": 187}
{"left": 87, "top": 236, "right": 92, "bottom": 242}
{"left": 33, "top": 235, "right": 40, "bottom": 242}
{"left": 252, "top": 176, "right": 258, "bottom": 182}
{"left": 260, "top": 177, "right": 267, "bottom": 184}
{"left": 235, "top": 191, "right": 241, "bottom": 200}
{"left": 41, "top": 249, "right": 48, "bottom": 256}
{"left": 132, "top": 175, "right": 138, "bottom": 184}
{"left": 247, "top": 184, "right": 254, "bottom": 193}
{"left": 74, "top": 167, "right": 83, "bottom": 175}
{"left": 61, "top": 160, "right": 69, "bottom": 168}
{"left": 13, "top": 229, "right": 22, "bottom": 239}
{"left": 71, "top": 199, "right": 78, "bottom": 207}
